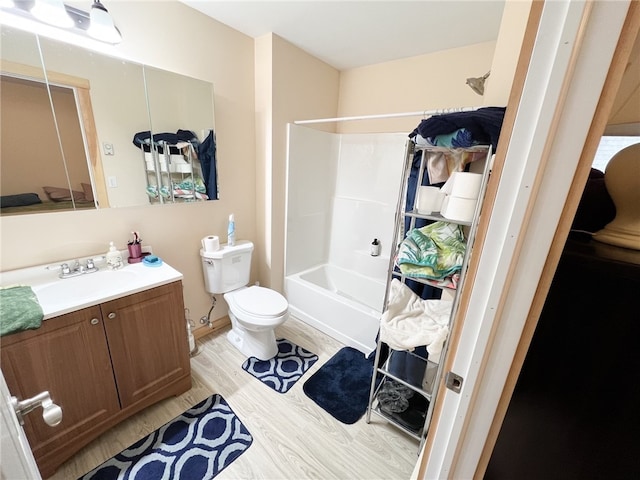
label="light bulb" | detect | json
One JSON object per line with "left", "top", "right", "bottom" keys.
{"left": 87, "top": 0, "right": 121, "bottom": 44}
{"left": 30, "top": 0, "right": 74, "bottom": 28}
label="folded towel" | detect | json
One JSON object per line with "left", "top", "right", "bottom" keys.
{"left": 0, "top": 286, "right": 44, "bottom": 337}
{"left": 380, "top": 279, "right": 451, "bottom": 362}
{"left": 396, "top": 221, "right": 466, "bottom": 280}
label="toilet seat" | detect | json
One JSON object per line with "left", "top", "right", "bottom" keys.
{"left": 226, "top": 286, "right": 288, "bottom": 325}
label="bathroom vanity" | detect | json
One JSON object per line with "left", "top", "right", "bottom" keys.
{"left": 0, "top": 260, "right": 191, "bottom": 478}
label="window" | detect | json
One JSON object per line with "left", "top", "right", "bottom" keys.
{"left": 592, "top": 136, "right": 640, "bottom": 171}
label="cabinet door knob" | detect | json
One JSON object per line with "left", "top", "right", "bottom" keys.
{"left": 90, "top": 318, "right": 99, "bottom": 325}
{"left": 107, "top": 312, "right": 116, "bottom": 319}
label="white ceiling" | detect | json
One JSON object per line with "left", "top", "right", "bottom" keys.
{"left": 179, "top": 1, "right": 506, "bottom": 70}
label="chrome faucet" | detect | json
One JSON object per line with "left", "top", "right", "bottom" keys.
{"left": 58, "top": 258, "right": 100, "bottom": 279}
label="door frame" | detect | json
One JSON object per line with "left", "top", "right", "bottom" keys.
{"left": 417, "top": 1, "right": 638, "bottom": 478}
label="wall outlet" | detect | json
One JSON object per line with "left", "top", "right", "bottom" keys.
{"left": 107, "top": 176, "right": 118, "bottom": 187}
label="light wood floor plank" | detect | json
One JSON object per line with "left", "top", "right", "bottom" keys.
{"left": 48, "top": 316, "right": 418, "bottom": 479}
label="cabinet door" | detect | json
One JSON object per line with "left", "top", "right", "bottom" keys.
{"left": 102, "top": 281, "right": 190, "bottom": 409}
{"left": 0, "top": 306, "right": 120, "bottom": 461}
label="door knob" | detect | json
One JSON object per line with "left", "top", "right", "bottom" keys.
{"left": 11, "top": 391, "right": 63, "bottom": 427}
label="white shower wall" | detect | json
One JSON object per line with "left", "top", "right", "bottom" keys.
{"left": 286, "top": 124, "right": 406, "bottom": 281}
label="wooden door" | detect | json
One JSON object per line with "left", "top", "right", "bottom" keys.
{"left": 101, "top": 281, "right": 191, "bottom": 409}
{"left": 0, "top": 306, "right": 120, "bottom": 468}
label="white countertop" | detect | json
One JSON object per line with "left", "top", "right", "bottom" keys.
{"left": 0, "top": 258, "right": 183, "bottom": 320}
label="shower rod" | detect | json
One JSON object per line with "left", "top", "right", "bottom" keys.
{"left": 294, "top": 106, "right": 480, "bottom": 125}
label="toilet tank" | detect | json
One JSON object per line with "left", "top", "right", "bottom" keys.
{"left": 200, "top": 240, "right": 254, "bottom": 294}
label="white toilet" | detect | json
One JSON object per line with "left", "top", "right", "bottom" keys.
{"left": 200, "top": 240, "right": 289, "bottom": 360}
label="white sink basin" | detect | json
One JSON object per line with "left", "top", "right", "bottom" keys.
{"left": 35, "top": 269, "right": 139, "bottom": 305}
{"left": 1, "top": 258, "right": 183, "bottom": 319}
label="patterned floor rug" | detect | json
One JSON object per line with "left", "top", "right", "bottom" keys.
{"left": 242, "top": 338, "right": 318, "bottom": 393}
{"left": 79, "top": 394, "right": 252, "bottom": 480}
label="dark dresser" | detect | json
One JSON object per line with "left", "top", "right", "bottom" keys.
{"left": 486, "top": 233, "right": 640, "bottom": 479}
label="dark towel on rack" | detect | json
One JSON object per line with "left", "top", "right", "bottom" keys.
{"left": 132, "top": 130, "right": 199, "bottom": 154}
{"left": 409, "top": 106, "right": 506, "bottom": 151}
{"left": 199, "top": 130, "right": 218, "bottom": 200}
{"left": 0, "top": 286, "right": 44, "bottom": 337}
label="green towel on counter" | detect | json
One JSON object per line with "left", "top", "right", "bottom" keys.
{"left": 0, "top": 286, "right": 44, "bottom": 336}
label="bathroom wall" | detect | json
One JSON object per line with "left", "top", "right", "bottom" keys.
{"left": 483, "top": 0, "right": 532, "bottom": 107}
{"left": 336, "top": 41, "right": 498, "bottom": 135}
{"left": 255, "top": 34, "right": 341, "bottom": 292}
{"left": 0, "top": 1, "right": 256, "bottom": 331}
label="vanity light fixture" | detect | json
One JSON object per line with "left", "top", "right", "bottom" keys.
{"left": 30, "top": 0, "right": 73, "bottom": 28}
{"left": 0, "top": 0, "right": 122, "bottom": 44}
{"left": 87, "top": 0, "right": 121, "bottom": 44}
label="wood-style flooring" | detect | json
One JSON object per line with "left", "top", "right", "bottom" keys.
{"left": 48, "top": 316, "right": 419, "bottom": 479}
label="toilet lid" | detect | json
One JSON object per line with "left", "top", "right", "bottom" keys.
{"left": 233, "top": 286, "right": 288, "bottom": 317}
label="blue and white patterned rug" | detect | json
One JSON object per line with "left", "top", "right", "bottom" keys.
{"left": 79, "top": 394, "right": 252, "bottom": 480}
{"left": 242, "top": 338, "right": 318, "bottom": 394}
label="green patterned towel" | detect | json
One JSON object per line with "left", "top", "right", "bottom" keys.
{"left": 396, "top": 221, "right": 466, "bottom": 280}
{"left": 0, "top": 286, "right": 44, "bottom": 336}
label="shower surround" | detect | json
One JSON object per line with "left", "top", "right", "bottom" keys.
{"left": 285, "top": 124, "right": 406, "bottom": 354}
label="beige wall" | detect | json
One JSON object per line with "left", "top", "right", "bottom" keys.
{"left": 483, "top": 0, "right": 532, "bottom": 107}
{"left": 254, "top": 34, "right": 274, "bottom": 294}
{"left": 254, "top": 34, "right": 340, "bottom": 292}
{"left": 336, "top": 41, "right": 497, "bottom": 134}
{"left": 0, "top": 2, "right": 256, "bottom": 332}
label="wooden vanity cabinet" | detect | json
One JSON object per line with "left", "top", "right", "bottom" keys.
{"left": 0, "top": 281, "right": 191, "bottom": 478}
{"left": 1, "top": 305, "right": 121, "bottom": 470}
{"left": 102, "top": 281, "right": 191, "bottom": 409}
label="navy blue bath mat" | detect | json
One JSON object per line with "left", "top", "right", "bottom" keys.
{"left": 242, "top": 338, "right": 318, "bottom": 394}
{"left": 303, "top": 346, "right": 376, "bottom": 424}
{"left": 79, "top": 394, "right": 252, "bottom": 480}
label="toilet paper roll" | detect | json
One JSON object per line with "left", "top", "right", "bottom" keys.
{"left": 416, "top": 186, "right": 444, "bottom": 214}
{"left": 450, "top": 172, "right": 483, "bottom": 200}
{"left": 441, "top": 196, "right": 477, "bottom": 223}
{"left": 201, "top": 235, "right": 220, "bottom": 252}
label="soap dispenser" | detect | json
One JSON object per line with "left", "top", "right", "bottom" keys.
{"left": 106, "top": 242, "right": 123, "bottom": 270}
{"left": 227, "top": 214, "right": 236, "bottom": 246}
{"left": 371, "top": 238, "right": 381, "bottom": 256}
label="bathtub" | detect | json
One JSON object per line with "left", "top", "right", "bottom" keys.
{"left": 284, "top": 264, "right": 386, "bottom": 355}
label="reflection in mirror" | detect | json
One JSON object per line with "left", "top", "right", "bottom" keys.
{"left": 0, "top": 25, "right": 217, "bottom": 215}
{"left": 0, "top": 27, "right": 90, "bottom": 214}
{"left": 140, "top": 65, "right": 218, "bottom": 203}
{"left": 38, "top": 34, "right": 150, "bottom": 209}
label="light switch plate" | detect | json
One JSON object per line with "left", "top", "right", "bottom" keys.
{"left": 103, "top": 143, "right": 114, "bottom": 155}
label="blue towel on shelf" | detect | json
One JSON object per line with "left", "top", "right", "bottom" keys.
{"left": 409, "top": 106, "right": 506, "bottom": 151}
{"left": 0, "top": 286, "right": 44, "bottom": 336}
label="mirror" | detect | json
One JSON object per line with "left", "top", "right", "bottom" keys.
{"left": 0, "top": 27, "right": 90, "bottom": 214}
{"left": 0, "top": 25, "right": 217, "bottom": 215}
